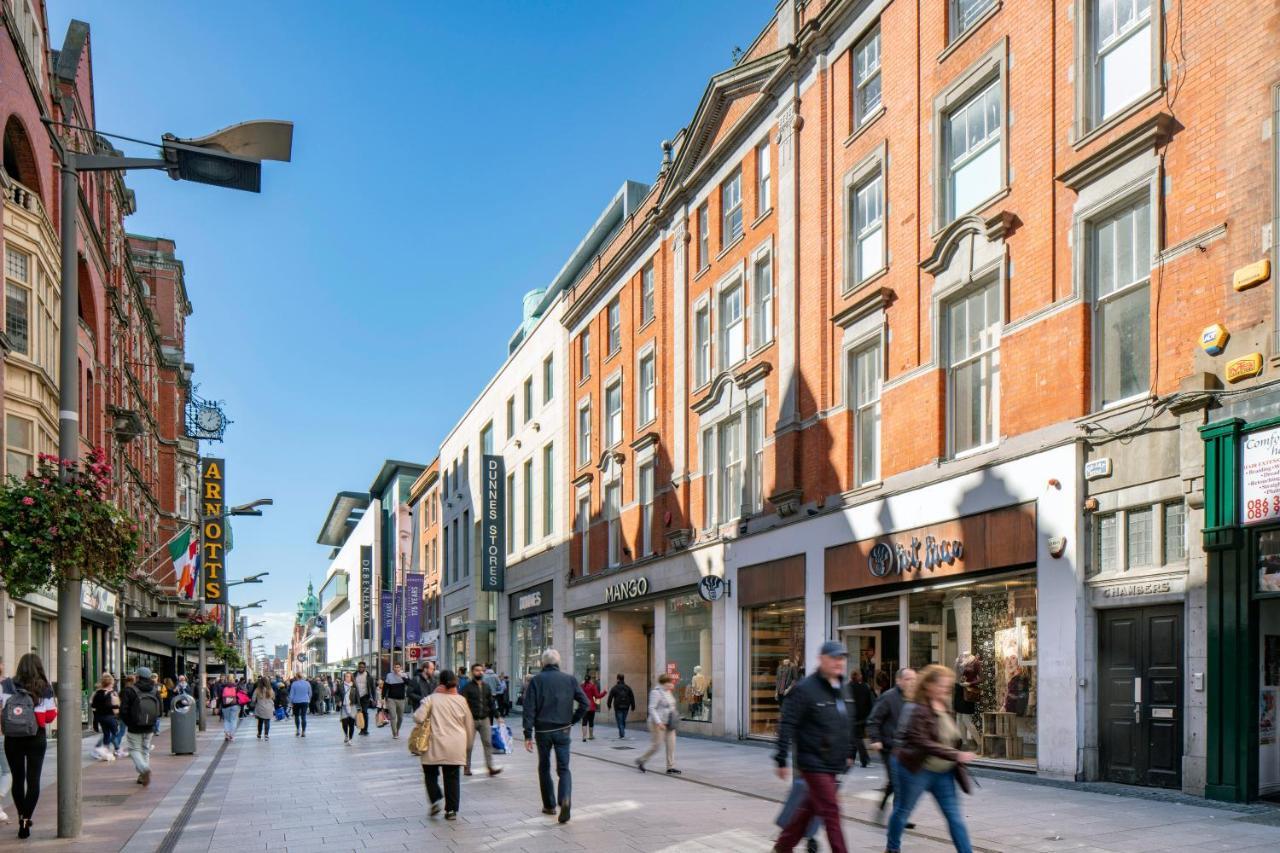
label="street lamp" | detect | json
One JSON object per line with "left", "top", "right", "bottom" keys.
{"left": 248, "top": 620, "right": 266, "bottom": 629}
{"left": 239, "top": 600, "right": 267, "bottom": 610}
{"left": 228, "top": 499, "right": 274, "bottom": 517}
{"left": 228, "top": 572, "right": 270, "bottom": 586}
{"left": 47, "top": 22, "right": 292, "bottom": 838}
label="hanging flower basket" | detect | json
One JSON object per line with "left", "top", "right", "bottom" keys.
{"left": 176, "top": 621, "right": 220, "bottom": 646}
{"left": 0, "top": 449, "right": 139, "bottom": 599}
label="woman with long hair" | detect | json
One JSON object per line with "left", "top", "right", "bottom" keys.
{"left": 89, "top": 674, "right": 120, "bottom": 761}
{"left": 252, "top": 677, "right": 275, "bottom": 740}
{"left": 337, "top": 671, "right": 358, "bottom": 744}
{"left": 886, "top": 663, "right": 976, "bottom": 853}
{"left": 0, "top": 653, "right": 58, "bottom": 839}
{"left": 413, "top": 669, "right": 472, "bottom": 820}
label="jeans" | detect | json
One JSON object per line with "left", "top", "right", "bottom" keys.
{"left": 638, "top": 724, "right": 676, "bottom": 770}
{"left": 221, "top": 710, "right": 239, "bottom": 738}
{"left": 293, "top": 703, "right": 309, "bottom": 733}
{"left": 534, "top": 729, "right": 572, "bottom": 809}
{"left": 127, "top": 732, "right": 154, "bottom": 775}
{"left": 4, "top": 732, "right": 46, "bottom": 821}
{"left": 775, "top": 770, "right": 846, "bottom": 853}
{"left": 423, "top": 764, "right": 460, "bottom": 813}
{"left": 388, "top": 697, "right": 406, "bottom": 737}
{"left": 615, "top": 709, "right": 628, "bottom": 738}
{"left": 96, "top": 715, "right": 118, "bottom": 749}
{"left": 467, "top": 720, "right": 495, "bottom": 771}
{"left": 341, "top": 716, "right": 356, "bottom": 739}
{"left": 257, "top": 718, "right": 271, "bottom": 737}
{"left": 887, "top": 761, "right": 972, "bottom": 853}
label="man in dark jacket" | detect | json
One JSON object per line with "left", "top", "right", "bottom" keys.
{"left": 849, "top": 670, "right": 874, "bottom": 768}
{"left": 405, "top": 661, "right": 438, "bottom": 709}
{"left": 773, "top": 641, "right": 857, "bottom": 853}
{"left": 120, "top": 666, "right": 162, "bottom": 786}
{"left": 521, "top": 649, "right": 588, "bottom": 825}
{"left": 605, "top": 674, "right": 636, "bottom": 739}
{"left": 867, "top": 667, "right": 917, "bottom": 819}
{"left": 462, "top": 663, "right": 502, "bottom": 776}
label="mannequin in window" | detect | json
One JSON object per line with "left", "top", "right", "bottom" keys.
{"left": 954, "top": 653, "right": 982, "bottom": 748}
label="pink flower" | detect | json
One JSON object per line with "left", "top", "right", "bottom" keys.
{"left": 48, "top": 526, "right": 59, "bottom": 536}
{"left": 21, "top": 496, "right": 35, "bottom": 506}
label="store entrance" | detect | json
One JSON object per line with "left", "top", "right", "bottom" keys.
{"left": 1259, "top": 598, "right": 1280, "bottom": 801}
{"left": 1099, "top": 605, "right": 1184, "bottom": 789}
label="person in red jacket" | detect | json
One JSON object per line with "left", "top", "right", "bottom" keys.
{"left": 580, "top": 675, "right": 605, "bottom": 742}
{"left": 1, "top": 653, "right": 58, "bottom": 839}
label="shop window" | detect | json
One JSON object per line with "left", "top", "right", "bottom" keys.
{"left": 1090, "top": 194, "right": 1151, "bottom": 408}
{"left": 573, "top": 615, "right": 601, "bottom": 679}
{"left": 945, "top": 279, "right": 1001, "bottom": 455}
{"left": 512, "top": 611, "right": 553, "bottom": 687}
{"left": 667, "top": 594, "right": 712, "bottom": 722}
{"left": 854, "top": 24, "right": 882, "bottom": 129}
{"left": 746, "top": 600, "right": 806, "bottom": 737}
{"left": 1126, "top": 505, "right": 1153, "bottom": 568}
{"left": 1164, "top": 501, "right": 1186, "bottom": 563}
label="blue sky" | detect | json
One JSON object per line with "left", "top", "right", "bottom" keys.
{"left": 46, "top": 2, "right": 774, "bottom": 653}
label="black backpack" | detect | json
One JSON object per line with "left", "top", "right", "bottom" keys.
{"left": 129, "top": 687, "right": 162, "bottom": 729}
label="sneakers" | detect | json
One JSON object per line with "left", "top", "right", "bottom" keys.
{"left": 444, "top": 811, "right": 457, "bottom": 821}
{"left": 92, "top": 746, "right": 110, "bottom": 761}
{"left": 558, "top": 801, "right": 571, "bottom": 824}
{"left": 635, "top": 759, "right": 646, "bottom": 773}
{"left": 430, "top": 801, "right": 442, "bottom": 817}
{"left": 136, "top": 770, "right": 151, "bottom": 786}
{"left": 666, "top": 768, "right": 683, "bottom": 775}
{"left": 488, "top": 767, "right": 503, "bottom": 777}
{"left": 542, "top": 807, "right": 557, "bottom": 815}
{"left": 0, "top": 806, "right": 9, "bottom": 823}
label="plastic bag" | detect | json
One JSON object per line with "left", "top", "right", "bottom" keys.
{"left": 490, "top": 722, "right": 513, "bottom": 754}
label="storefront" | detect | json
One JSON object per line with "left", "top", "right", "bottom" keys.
{"left": 509, "top": 580, "right": 554, "bottom": 685}
{"left": 445, "top": 610, "right": 469, "bottom": 672}
{"left": 824, "top": 504, "right": 1040, "bottom": 767}
{"left": 739, "top": 555, "right": 806, "bottom": 738}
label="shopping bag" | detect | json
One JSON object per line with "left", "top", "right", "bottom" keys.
{"left": 408, "top": 700, "right": 432, "bottom": 757}
{"left": 356, "top": 710, "right": 366, "bottom": 730}
{"left": 490, "top": 723, "right": 513, "bottom": 754}
{"left": 274, "top": 707, "right": 285, "bottom": 721}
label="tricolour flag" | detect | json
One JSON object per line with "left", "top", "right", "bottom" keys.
{"left": 170, "top": 528, "right": 198, "bottom": 599}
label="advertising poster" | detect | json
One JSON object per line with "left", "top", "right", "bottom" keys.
{"left": 1261, "top": 688, "right": 1277, "bottom": 746}
{"left": 380, "top": 590, "right": 392, "bottom": 650}
{"left": 405, "top": 573, "right": 424, "bottom": 643}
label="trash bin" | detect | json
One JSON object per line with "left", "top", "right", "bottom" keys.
{"left": 171, "top": 695, "right": 197, "bottom": 755}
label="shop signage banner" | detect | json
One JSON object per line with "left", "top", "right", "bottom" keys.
{"left": 360, "top": 545, "right": 373, "bottom": 641}
{"left": 1241, "top": 425, "right": 1280, "bottom": 526}
{"left": 199, "top": 457, "right": 228, "bottom": 605}
{"left": 380, "top": 590, "right": 393, "bottom": 649}
{"left": 481, "top": 454, "right": 506, "bottom": 592}
{"left": 510, "top": 580, "right": 554, "bottom": 618}
{"left": 405, "top": 573, "right": 424, "bottom": 643}
{"left": 604, "top": 576, "right": 649, "bottom": 604}
{"left": 392, "top": 586, "right": 403, "bottom": 648}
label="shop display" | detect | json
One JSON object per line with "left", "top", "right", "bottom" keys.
{"left": 573, "top": 615, "right": 601, "bottom": 680}
{"left": 747, "top": 599, "right": 805, "bottom": 737}
{"left": 667, "top": 594, "right": 712, "bottom": 722}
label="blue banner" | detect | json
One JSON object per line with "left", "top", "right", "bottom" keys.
{"left": 392, "top": 586, "right": 403, "bottom": 648}
{"left": 380, "top": 590, "right": 392, "bottom": 649}
{"left": 405, "top": 573, "right": 424, "bottom": 644}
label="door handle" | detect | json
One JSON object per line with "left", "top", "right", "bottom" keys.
{"left": 1133, "top": 677, "right": 1142, "bottom": 723}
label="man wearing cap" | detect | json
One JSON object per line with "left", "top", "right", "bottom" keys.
{"left": 772, "top": 641, "right": 857, "bottom": 853}
{"left": 119, "top": 666, "right": 162, "bottom": 786}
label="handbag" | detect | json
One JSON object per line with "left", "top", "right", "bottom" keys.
{"left": 356, "top": 710, "right": 366, "bottom": 730}
{"left": 954, "top": 763, "right": 976, "bottom": 795}
{"left": 408, "top": 700, "right": 433, "bottom": 756}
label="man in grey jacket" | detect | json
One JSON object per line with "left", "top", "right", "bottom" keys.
{"left": 866, "top": 667, "right": 916, "bottom": 819}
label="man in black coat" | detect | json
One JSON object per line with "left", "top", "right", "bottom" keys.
{"left": 849, "top": 670, "right": 874, "bottom": 768}
{"left": 605, "top": 673, "right": 636, "bottom": 739}
{"left": 461, "top": 663, "right": 502, "bottom": 776}
{"left": 521, "top": 649, "right": 588, "bottom": 825}
{"left": 867, "top": 667, "right": 917, "bottom": 819}
{"left": 405, "top": 661, "right": 438, "bottom": 708}
{"left": 773, "top": 641, "right": 857, "bottom": 853}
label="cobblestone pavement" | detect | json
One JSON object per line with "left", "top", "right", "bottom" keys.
{"left": 11, "top": 714, "right": 1280, "bottom": 851}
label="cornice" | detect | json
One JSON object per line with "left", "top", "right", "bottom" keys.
{"left": 921, "top": 210, "right": 1017, "bottom": 275}
{"left": 1057, "top": 112, "right": 1179, "bottom": 192}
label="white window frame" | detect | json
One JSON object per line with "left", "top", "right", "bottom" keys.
{"left": 697, "top": 204, "right": 710, "bottom": 270}
{"left": 605, "top": 479, "right": 622, "bottom": 567}
{"left": 605, "top": 376, "right": 623, "bottom": 448}
{"left": 1078, "top": 0, "right": 1160, "bottom": 132}
{"left": 607, "top": 298, "right": 621, "bottom": 355}
{"left": 847, "top": 337, "right": 883, "bottom": 487}
{"left": 5, "top": 247, "right": 32, "bottom": 357}
{"left": 4, "top": 412, "right": 35, "bottom": 477}
{"left": 717, "top": 415, "right": 743, "bottom": 524}
{"left": 756, "top": 141, "right": 771, "bottom": 218}
{"left": 746, "top": 401, "right": 765, "bottom": 514}
{"left": 945, "top": 79, "right": 1002, "bottom": 223}
{"left": 718, "top": 275, "right": 745, "bottom": 371}
{"left": 580, "top": 329, "right": 591, "bottom": 380}
{"left": 641, "top": 263, "right": 655, "bottom": 325}
{"left": 853, "top": 23, "right": 882, "bottom": 129}
{"left": 852, "top": 171, "right": 885, "bottom": 286}
{"left": 751, "top": 245, "right": 774, "bottom": 349}
{"left": 637, "top": 347, "right": 657, "bottom": 427}
{"left": 693, "top": 300, "right": 712, "bottom": 388}
{"left": 577, "top": 399, "right": 592, "bottom": 466}
{"left": 943, "top": 277, "right": 1001, "bottom": 457}
{"left": 932, "top": 42, "right": 1008, "bottom": 232}
{"left": 701, "top": 427, "right": 716, "bottom": 529}
{"left": 638, "top": 460, "right": 654, "bottom": 557}
{"left": 721, "top": 169, "right": 744, "bottom": 248}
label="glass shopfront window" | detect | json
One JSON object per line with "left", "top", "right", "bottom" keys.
{"left": 666, "top": 594, "right": 712, "bottom": 722}
{"left": 836, "top": 594, "right": 901, "bottom": 695}
{"left": 511, "top": 612, "right": 553, "bottom": 690}
{"left": 746, "top": 599, "right": 806, "bottom": 737}
{"left": 573, "top": 615, "right": 601, "bottom": 680}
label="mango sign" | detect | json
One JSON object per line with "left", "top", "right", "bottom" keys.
{"left": 200, "top": 458, "right": 228, "bottom": 604}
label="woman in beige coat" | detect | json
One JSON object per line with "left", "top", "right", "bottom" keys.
{"left": 413, "top": 669, "right": 472, "bottom": 820}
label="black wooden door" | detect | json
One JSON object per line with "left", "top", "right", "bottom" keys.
{"left": 1099, "top": 605, "right": 1183, "bottom": 788}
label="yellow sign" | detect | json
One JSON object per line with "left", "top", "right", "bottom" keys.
{"left": 200, "top": 457, "right": 228, "bottom": 605}
{"left": 1200, "top": 324, "right": 1229, "bottom": 356}
{"left": 1225, "top": 353, "right": 1264, "bottom": 384}
{"left": 1233, "top": 259, "right": 1271, "bottom": 292}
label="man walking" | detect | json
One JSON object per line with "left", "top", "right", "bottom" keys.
{"left": 289, "top": 674, "right": 312, "bottom": 737}
{"left": 462, "top": 663, "right": 502, "bottom": 776}
{"left": 867, "top": 667, "right": 917, "bottom": 820}
{"left": 521, "top": 649, "right": 588, "bottom": 824}
{"left": 773, "top": 641, "right": 858, "bottom": 853}
{"left": 849, "top": 670, "right": 874, "bottom": 768}
{"left": 606, "top": 674, "right": 636, "bottom": 739}
{"left": 406, "top": 662, "right": 438, "bottom": 709}
{"left": 353, "top": 661, "right": 375, "bottom": 735}
{"left": 119, "top": 666, "right": 162, "bottom": 786}
{"left": 384, "top": 662, "right": 409, "bottom": 738}
{"left": 635, "top": 673, "right": 681, "bottom": 775}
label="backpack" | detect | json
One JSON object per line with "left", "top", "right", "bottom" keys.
{"left": 220, "top": 684, "right": 239, "bottom": 708}
{"left": 129, "top": 687, "right": 162, "bottom": 729}
{"left": 1, "top": 681, "right": 39, "bottom": 737}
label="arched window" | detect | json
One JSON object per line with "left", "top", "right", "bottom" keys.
{"left": 2, "top": 115, "right": 43, "bottom": 202}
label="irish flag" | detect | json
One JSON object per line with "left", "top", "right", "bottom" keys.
{"left": 170, "top": 528, "right": 198, "bottom": 599}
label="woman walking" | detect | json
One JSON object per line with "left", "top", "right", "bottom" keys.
{"left": 0, "top": 661, "right": 11, "bottom": 824}
{"left": 337, "top": 672, "right": 358, "bottom": 744}
{"left": 0, "top": 653, "right": 58, "bottom": 839}
{"left": 413, "top": 669, "right": 471, "bottom": 821}
{"left": 90, "top": 674, "right": 120, "bottom": 761}
{"left": 886, "top": 664, "right": 976, "bottom": 853}
{"left": 580, "top": 674, "right": 604, "bottom": 742}
{"left": 253, "top": 678, "right": 275, "bottom": 740}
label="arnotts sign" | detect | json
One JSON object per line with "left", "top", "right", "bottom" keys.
{"left": 200, "top": 457, "right": 228, "bottom": 604}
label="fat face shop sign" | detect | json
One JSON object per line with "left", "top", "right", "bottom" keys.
{"left": 482, "top": 455, "right": 506, "bottom": 592}
{"left": 868, "top": 536, "right": 964, "bottom": 578}
{"left": 604, "top": 576, "right": 649, "bottom": 604}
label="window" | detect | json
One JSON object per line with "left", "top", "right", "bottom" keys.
{"left": 946, "top": 281, "right": 1000, "bottom": 454}
{"left": 753, "top": 253, "right": 774, "bottom": 348}
{"left": 577, "top": 492, "right": 591, "bottom": 575}
{"left": 1092, "top": 195, "right": 1151, "bottom": 407}
{"left": 694, "top": 304, "right": 712, "bottom": 387}
{"left": 701, "top": 428, "right": 716, "bottom": 528}
{"left": 543, "top": 354, "right": 554, "bottom": 404}
{"left": 605, "top": 380, "right": 623, "bottom": 448}
{"left": 853, "top": 25, "right": 882, "bottom": 128}
{"left": 718, "top": 416, "right": 743, "bottom": 523}
{"left": 747, "top": 403, "right": 765, "bottom": 513}
{"left": 756, "top": 142, "right": 771, "bottom": 216}
{"left": 480, "top": 422, "right": 494, "bottom": 456}
{"left": 1126, "top": 506, "right": 1153, "bottom": 568}
{"left": 951, "top": 0, "right": 997, "bottom": 41}
{"left": 607, "top": 299, "right": 621, "bottom": 355}
{"left": 945, "top": 80, "right": 1002, "bottom": 221}
{"left": 638, "top": 353, "right": 656, "bottom": 426}
{"left": 641, "top": 264, "right": 655, "bottom": 325}
{"left": 4, "top": 414, "right": 33, "bottom": 476}
{"left": 523, "top": 377, "right": 534, "bottom": 423}
{"left": 605, "top": 481, "right": 622, "bottom": 567}
{"left": 506, "top": 396, "right": 516, "bottom": 438}
{"left": 5, "top": 248, "right": 31, "bottom": 356}
{"left": 1095, "top": 512, "right": 1117, "bottom": 574}
{"left": 852, "top": 171, "right": 885, "bottom": 283}
{"left": 461, "top": 448, "right": 470, "bottom": 483}
{"left": 580, "top": 330, "right": 591, "bottom": 379}
{"left": 577, "top": 403, "right": 592, "bottom": 466}
{"left": 505, "top": 473, "right": 515, "bottom": 554}
{"left": 461, "top": 511, "right": 470, "bottom": 576}
{"left": 1092, "top": 0, "right": 1154, "bottom": 122}
{"left": 850, "top": 341, "right": 882, "bottom": 486}
{"left": 697, "top": 204, "right": 710, "bottom": 270}
{"left": 719, "top": 281, "right": 745, "bottom": 369}
{"left": 1164, "top": 501, "right": 1186, "bottom": 563}
{"left": 443, "top": 524, "right": 451, "bottom": 584}
{"left": 523, "top": 459, "right": 534, "bottom": 547}
{"left": 638, "top": 461, "right": 654, "bottom": 557}
{"left": 721, "top": 169, "right": 744, "bottom": 248}
{"left": 542, "top": 443, "right": 555, "bottom": 537}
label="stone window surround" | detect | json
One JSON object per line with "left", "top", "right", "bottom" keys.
{"left": 843, "top": 141, "right": 889, "bottom": 295}
{"left": 1071, "top": 0, "right": 1165, "bottom": 144}
{"left": 635, "top": 340, "right": 658, "bottom": 429}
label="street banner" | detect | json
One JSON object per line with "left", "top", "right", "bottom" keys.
{"left": 481, "top": 454, "right": 506, "bottom": 592}
{"left": 380, "top": 590, "right": 392, "bottom": 649}
{"left": 405, "top": 573, "right": 424, "bottom": 643}
{"left": 392, "top": 586, "right": 403, "bottom": 649}
{"left": 200, "top": 457, "right": 228, "bottom": 605}
{"left": 360, "top": 545, "right": 373, "bottom": 641}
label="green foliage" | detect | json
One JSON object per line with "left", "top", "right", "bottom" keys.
{"left": 0, "top": 448, "right": 140, "bottom": 599}
{"left": 176, "top": 621, "right": 220, "bottom": 645}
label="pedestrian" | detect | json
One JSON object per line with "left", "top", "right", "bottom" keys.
{"left": 337, "top": 672, "right": 358, "bottom": 744}
{"left": 119, "top": 665, "right": 162, "bottom": 787}
{"left": 353, "top": 661, "right": 375, "bottom": 735}
{"left": 772, "top": 641, "right": 857, "bottom": 853}
{"left": 521, "top": 649, "right": 588, "bottom": 824}
{"left": 498, "top": 674, "right": 512, "bottom": 717}
{"left": 160, "top": 678, "right": 174, "bottom": 716}
{"left": 175, "top": 675, "right": 190, "bottom": 697}
{"left": 867, "top": 667, "right": 917, "bottom": 821}
{"left": 384, "top": 662, "right": 408, "bottom": 739}
{"left": 320, "top": 676, "right": 333, "bottom": 715}
{"left": 580, "top": 674, "right": 604, "bottom": 742}
{"left": 90, "top": 674, "right": 120, "bottom": 762}
{"left": 406, "top": 662, "right": 437, "bottom": 709}
{"left": 414, "top": 669, "right": 471, "bottom": 820}
{"left": 849, "top": 670, "right": 873, "bottom": 768}
{"left": 493, "top": 672, "right": 509, "bottom": 717}
{"left": 605, "top": 673, "right": 636, "bottom": 739}
{"left": 0, "top": 653, "right": 57, "bottom": 839}
{"left": 635, "top": 673, "right": 681, "bottom": 775}
{"left": 886, "top": 664, "right": 975, "bottom": 853}
{"left": 274, "top": 678, "right": 290, "bottom": 719}
{"left": 461, "top": 663, "right": 502, "bottom": 776}
{"left": 116, "top": 675, "right": 134, "bottom": 757}
{"left": 289, "top": 674, "right": 312, "bottom": 737}
{"left": 252, "top": 677, "right": 274, "bottom": 740}
{"left": 0, "top": 660, "right": 10, "bottom": 826}
{"left": 212, "top": 674, "right": 240, "bottom": 741}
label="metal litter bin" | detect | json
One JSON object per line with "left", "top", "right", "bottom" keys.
{"left": 171, "top": 694, "right": 197, "bottom": 755}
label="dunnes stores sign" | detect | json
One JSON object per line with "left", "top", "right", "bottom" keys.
{"left": 482, "top": 455, "right": 506, "bottom": 592}
{"left": 604, "top": 576, "right": 649, "bottom": 604}
{"left": 868, "top": 536, "right": 964, "bottom": 578}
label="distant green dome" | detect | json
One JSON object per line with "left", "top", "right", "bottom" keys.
{"left": 296, "top": 580, "right": 320, "bottom": 623}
